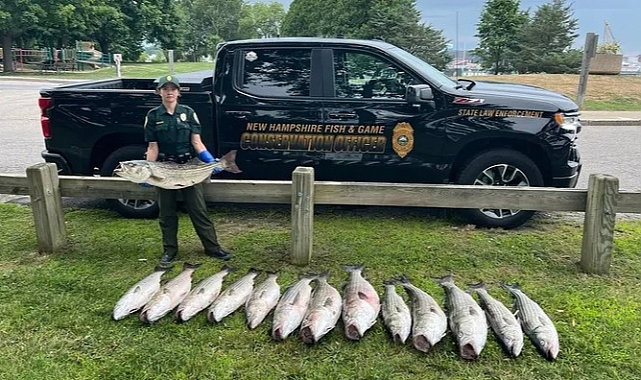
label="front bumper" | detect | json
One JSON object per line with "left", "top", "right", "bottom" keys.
{"left": 41, "top": 150, "right": 72, "bottom": 175}
{"left": 551, "top": 144, "right": 581, "bottom": 188}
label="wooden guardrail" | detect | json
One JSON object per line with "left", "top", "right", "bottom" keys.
{"left": 1, "top": 163, "right": 640, "bottom": 274}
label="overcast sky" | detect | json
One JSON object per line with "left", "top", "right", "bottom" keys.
{"left": 256, "top": 0, "right": 639, "bottom": 57}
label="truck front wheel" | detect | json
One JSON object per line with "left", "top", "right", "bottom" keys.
{"left": 100, "top": 145, "right": 159, "bottom": 219}
{"left": 456, "top": 149, "right": 543, "bottom": 229}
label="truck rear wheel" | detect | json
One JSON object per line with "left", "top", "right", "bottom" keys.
{"left": 456, "top": 149, "right": 543, "bottom": 229}
{"left": 100, "top": 145, "right": 159, "bottom": 219}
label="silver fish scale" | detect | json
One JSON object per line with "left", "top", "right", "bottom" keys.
{"left": 272, "top": 277, "right": 315, "bottom": 340}
{"left": 113, "top": 269, "right": 166, "bottom": 320}
{"left": 141, "top": 266, "right": 197, "bottom": 323}
{"left": 208, "top": 271, "right": 259, "bottom": 322}
{"left": 116, "top": 159, "right": 229, "bottom": 190}
{"left": 439, "top": 280, "right": 488, "bottom": 359}
{"left": 504, "top": 285, "right": 559, "bottom": 359}
{"left": 381, "top": 284, "right": 412, "bottom": 344}
{"left": 342, "top": 266, "right": 380, "bottom": 340}
{"left": 245, "top": 273, "right": 281, "bottom": 329}
{"left": 175, "top": 267, "right": 231, "bottom": 322}
{"left": 300, "top": 276, "right": 342, "bottom": 343}
{"left": 472, "top": 285, "right": 523, "bottom": 357}
{"left": 401, "top": 281, "right": 447, "bottom": 350}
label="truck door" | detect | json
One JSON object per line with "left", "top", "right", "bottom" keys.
{"left": 216, "top": 46, "right": 325, "bottom": 180}
{"left": 321, "top": 48, "right": 444, "bottom": 183}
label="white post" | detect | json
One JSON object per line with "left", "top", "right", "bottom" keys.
{"left": 168, "top": 50, "right": 175, "bottom": 75}
{"left": 113, "top": 53, "right": 122, "bottom": 78}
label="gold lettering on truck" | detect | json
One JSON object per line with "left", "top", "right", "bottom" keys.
{"left": 392, "top": 122, "right": 414, "bottom": 158}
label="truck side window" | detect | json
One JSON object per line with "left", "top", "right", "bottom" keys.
{"left": 240, "top": 48, "right": 311, "bottom": 97}
{"left": 333, "top": 50, "right": 417, "bottom": 99}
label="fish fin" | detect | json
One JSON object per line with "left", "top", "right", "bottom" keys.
{"left": 467, "top": 281, "right": 486, "bottom": 291}
{"left": 433, "top": 273, "right": 454, "bottom": 285}
{"left": 183, "top": 262, "right": 201, "bottom": 270}
{"left": 292, "top": 292, "right": 301, "bottom": 305}
{"left": 132, "top": 285, "right": 142, "bottom": 294}
{"left": 154, "top": 265, "right": 173, "bottom": 272}
{"left": 343, "top": 264, "right": 364, "bottom": 273}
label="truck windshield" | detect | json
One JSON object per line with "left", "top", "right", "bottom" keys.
{"left": 389, "top": 47, "right": 458, "bottom": 89}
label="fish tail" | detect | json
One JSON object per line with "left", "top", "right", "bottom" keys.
{"left": 247, "top": 267, "right": 261, "bottom": 275}
{"left": 220, "top": 264, "right": 234, "bottom": 272}
{"left": 383, "top": 278, "right": 398, "bottom": 286}
{"left": 500, "top": 282, "right": 520, "bottom": 292}
{"left": 397, "top": 274, "right": 411, "bottom": 284}
{"left": 154, "top": 265, "right": 173, "bottom": 273}
{"left": 183, "top": 262, "right": 201, "bottom": 270}
{"left": 467, "top": 281, "right": 486, "bottom": 291}
{"left": 433, "top": 273, "right": 454, "bottom": 285}
{"left": 220, "top": 150, "right": 242, "bottom": 174}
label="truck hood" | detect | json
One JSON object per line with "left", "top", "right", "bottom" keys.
{"left": 466, "top": 80, "right": 578, "bottom": 112}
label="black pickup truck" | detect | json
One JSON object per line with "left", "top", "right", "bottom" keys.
{"left": 39, "top": 37, "right": 582, "bottom": 229}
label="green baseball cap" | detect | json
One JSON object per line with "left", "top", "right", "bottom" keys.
{"left": 157, "top": 74, "right": 180, "bottom": 89}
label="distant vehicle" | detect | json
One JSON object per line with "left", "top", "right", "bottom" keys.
{"left": 38, "top": 38, "right": 582, "bottom": 228}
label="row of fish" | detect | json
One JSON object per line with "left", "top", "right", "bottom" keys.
{"left": 112, "top": 264, "right": 559, "bottom": 360}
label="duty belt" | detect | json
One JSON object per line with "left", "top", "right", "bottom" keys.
{"left": 159, "top": 152, "right": 192, "bottom": 164}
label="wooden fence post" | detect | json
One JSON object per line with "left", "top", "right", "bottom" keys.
{"left": 580, "top": 174, "right": 619, "bottom": 275}
{"left": 291, "top": 167, "right": 314, "bottom": 266}
{"left": 26, "top": 163, "right": 66, "bottom": 253}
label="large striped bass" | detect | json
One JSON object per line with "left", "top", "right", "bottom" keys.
{"left": 207, "top": 268, "right": 259, "bottom": 323}
{"left": 380, "top": 279, "right": 412, "bottom": 345}
{"left": 501, "top": 282, "right": 559, "bottom": 361}
{"left": 399, "top": 276, "right": 447, "bottom": 352}
{"left": 341, "top": 265, "right": 380, "bottom": 340}
{"left": 112, "top": 265, "right": 172, "bottom": 320}
{"left": 300, "top": 271, "right": 342, "bottom": 344}
{"left": 469, "top": 282, "right": 524, "bottom": 358}
{"left": 245, "top": 272, "right": 281, "bottom": 329}
{"left": 140, "top": 263, "right": 200, "bottom": 324}
{"left": 174, "top": 265, "right": 233, "bottom": 322}
{"left": 271, "top": 274, "right": 315, "bottom": 341}
{"left": 435, "top": 274, "right": 488, "bottom": 360}
{"left": 114, "top": 150, "right": 242, "bottom": 190}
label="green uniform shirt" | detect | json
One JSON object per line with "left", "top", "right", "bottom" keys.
{"left": 144, "top": 103, "right": 202, "bottom": 156}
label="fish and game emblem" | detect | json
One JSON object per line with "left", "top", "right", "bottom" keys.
{"left": 392, "top": 122, "right": 414, "bottom": 158}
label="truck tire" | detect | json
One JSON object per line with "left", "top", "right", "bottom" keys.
{"left": 100, "top": 145, "right": 159, "bottom": 219}
{"left": 456, "top": 149, "right": 543, "bottom": 229}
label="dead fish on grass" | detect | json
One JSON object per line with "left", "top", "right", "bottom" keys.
{"left": 300, "top": 271, "right": 342, "bottom": 344}
{"left": 114, "top": 150, "right": 242, "bottom": 190}
{"left": 140, "top": 263, "right": 200, "bottom": 324}
{"left": 112, "top": 266, "right": 172, "bottom": 321}
{"left": 468, "top": 282, "right": 523, "bottom": 358}
{"left": 380, "top": 279, "right": 412, "bottom": 345}
{"left": 435, "top": 274, "right": 488, "bottom": 360}
{"left": 398, "top": 276, "right": 447, "bottom": 352}
{"left": 208, "top": 268, "right": 260, "bottom": 323}
{"left": 501, "top": 282, "right": 559, "bottom": 361}
{"left": 272, "top": 274, "right": 316, "bottom": 341}
{"left": 175, "top": 265, "right": 233, "bottom": 322}
{"left": 341, "top": 265, "right": 380, "bottom": 341}
{"left": 245, "top": 272, "right": 281, "bottom": 329}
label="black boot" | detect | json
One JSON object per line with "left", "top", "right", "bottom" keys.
{"left": 205, "top": 249, "right": 231, "bottom": 261}
{"left": 160, "top": 252, "right": 176, "bottom": 266}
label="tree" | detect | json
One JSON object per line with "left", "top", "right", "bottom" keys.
{"left": 282, "top": 0, "right": 451, "bottom": 70}
{"left": 474, "top": 0, "right": 529, "bottom": 74}
{"left": 238, "top": 1, "right": 287, "bottom": 40}
{"left": 181, "top": 0, "right": 244, "bottom": 60}
{"left": 0, "top": 0, "right": 45, "bottom": 72}
{"left": 513, "top": 0, "right": 580, "bottom": 73}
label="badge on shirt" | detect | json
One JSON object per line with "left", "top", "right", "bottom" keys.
{"left": 180, "top": 113, "right": 187, "bottom": 121}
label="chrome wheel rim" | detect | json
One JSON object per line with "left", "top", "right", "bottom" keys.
{"left": 116, "top": 198, "right": 156, "bottom": 211}
{"left": 473, "top": 164, "right": 530, "bottom": 219}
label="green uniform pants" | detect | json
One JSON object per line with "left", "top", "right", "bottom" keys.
{"left": 156, "top": 183, "right": 221, "bottom": 257}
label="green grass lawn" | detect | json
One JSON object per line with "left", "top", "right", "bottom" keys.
{"left": 1, "top": 202, "right": 640, "bottom": 379}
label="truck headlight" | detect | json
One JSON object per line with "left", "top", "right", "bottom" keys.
{"left": 554, "top": 112, "right": 581, "bottom": 141}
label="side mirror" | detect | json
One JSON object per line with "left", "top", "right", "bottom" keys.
{"left": 406, "top": 85, "right": 434, "bottom": 103}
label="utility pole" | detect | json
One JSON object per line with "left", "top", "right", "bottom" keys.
{"left": 577, "top": 33, "right": 599, "bottom": 108}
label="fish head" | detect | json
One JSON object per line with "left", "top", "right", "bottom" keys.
{"left": 538, "top": 337, "right": 560, "bottom": 361}
{"left": 112, "top": 304, "right": 139, "bottom": 321}
{"left": 113, "top": 160, "right": 153, "bottom": 183}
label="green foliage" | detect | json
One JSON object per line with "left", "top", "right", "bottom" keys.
{"left": 512, "top": 0, "right": 580, "bottom": 74}
{"left": 1, "top": 202, "right": 641, "bottom": 378}
{"left": 237, "top": 1, "right": 287, "bottom": 39}
{"left": 282, "top": 0, "right": 451, "bottom": 70}
{"left": 597, "top": 42, "right": 622, "bottom": 54}
{"left": 475, "top": 0, "right": 529, "bottom": 74}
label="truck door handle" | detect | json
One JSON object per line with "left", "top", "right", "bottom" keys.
{"left": 226, "top": 110, "right": 252, "bottom": 118}
{"left": 328, "top": 112, "right": 357, "bottom": 120}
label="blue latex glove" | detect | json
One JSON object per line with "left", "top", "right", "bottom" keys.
{"left": 211, "top": 159, "right": 223, "bottom": 175}
{"left": 139, "top": 182, "right": 153, "bottom": 188}
{"left": 198, "top": 150, "right": 215, "bottom": 163}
